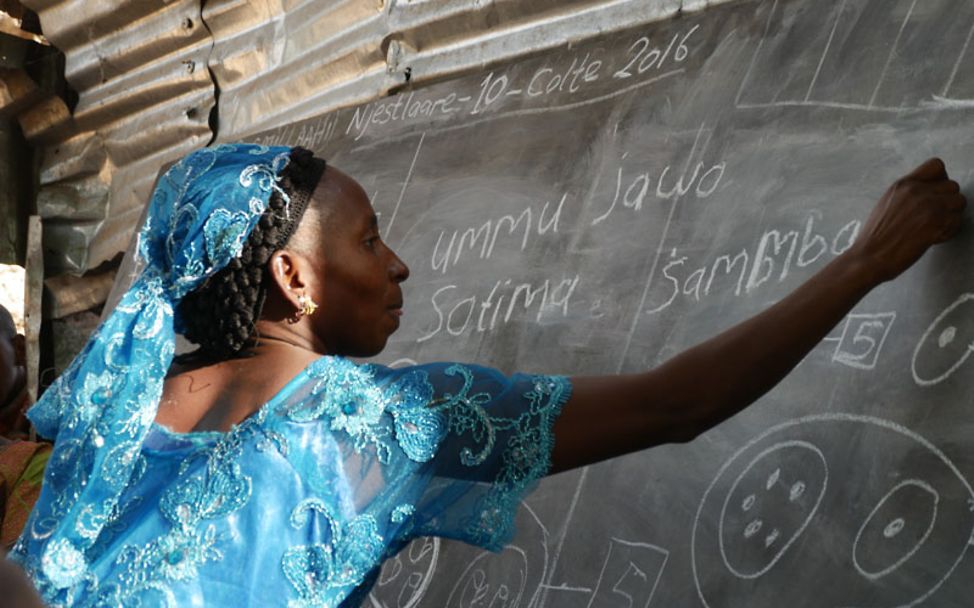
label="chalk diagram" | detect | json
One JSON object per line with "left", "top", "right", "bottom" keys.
{"left": 736, "top": 0, "right": 974, "bottom": 112}
{"left": 691, "top": 414, "right": 974, "bottom": 608}
{"left": 911, "top": 293, "right": 974, "bottom": 387}
{"left": 825, "top": 312, "right": 896, "bottom": 370}
{"left": 443, "top": 503, "right": 550, "bottom": 608}
{"left": 369, "top": 537, "right": 440, "bottom": 608}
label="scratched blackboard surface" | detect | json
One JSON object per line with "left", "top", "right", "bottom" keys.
{"left": 246, "top": 0, "right": 974, "bottom": 606}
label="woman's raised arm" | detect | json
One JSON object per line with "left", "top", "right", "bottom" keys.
{"left": 550, "top": 158, "right": 967, "bottom": 473}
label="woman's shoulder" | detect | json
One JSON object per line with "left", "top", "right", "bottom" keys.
{"left": 156, "top": 349, "right": 323, "bottom": 434}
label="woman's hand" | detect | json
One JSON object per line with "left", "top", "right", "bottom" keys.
{"left": 550, "top": 159, "right": 967, "bottom": 473}
{"left": 851, "top": 158, "right": 966, "bottom": 284}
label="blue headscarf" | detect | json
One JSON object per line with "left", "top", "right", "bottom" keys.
{"left": 17, "top": 143, "right": 293, "bottom": 590}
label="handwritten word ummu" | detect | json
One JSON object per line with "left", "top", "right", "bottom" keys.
{"left": 431, "top": 194, "right": 567, "bottom": 274}
{"left": 647, "top": 213, "right": 861, "bottom": 314}
{"left": 417, "top": 275, "right": 580, "bottom": 342}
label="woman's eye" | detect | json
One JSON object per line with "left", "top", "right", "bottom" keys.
{"left": 364, "top": 236, "right": 379, "bottom": 250}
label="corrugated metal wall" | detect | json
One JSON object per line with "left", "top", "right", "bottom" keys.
{"left": 20, "top": 0, "right": 213, "bottom": 276}
{"left": 23, "top": 0, "right": 725, "bottom": 280}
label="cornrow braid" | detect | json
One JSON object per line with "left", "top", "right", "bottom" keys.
{"left": 177, "top": 147, "right": 325, "bottom": 360}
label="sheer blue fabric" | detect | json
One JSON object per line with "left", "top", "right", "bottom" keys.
{"left": 10, "top": 144, "right": 292, "bottom": 596}
{"left": 15, "top": 357, "right": 569, "bottom": 606}
{"left": 7, "top": 142, "right": 572, "bottom": 607}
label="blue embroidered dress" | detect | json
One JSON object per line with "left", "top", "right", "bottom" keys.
{"left": 19, "top": 357, "right": 569, "bottom": 606}
{"left": 7, "top": 143, "right": 571, "bottom": 606}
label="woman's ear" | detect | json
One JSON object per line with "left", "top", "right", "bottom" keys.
{"left": 267, "top": 249, "right": 313, "bottom": 313}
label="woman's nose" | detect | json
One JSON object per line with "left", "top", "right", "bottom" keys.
{"left": 389, "top": 252, "right": 410, "bottom": 283}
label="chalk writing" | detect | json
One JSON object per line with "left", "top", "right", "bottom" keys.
{"left": 591, "top": 155, "right": 725, "bottom": 226}
{"left": 824, "top": 312, "right": 896, "bottom": 370}
{"left": 417, "top": 275, "right": 580, "bottom": 342}
{"left": 346, "top": 25, "right": 701, "bottom": 140}
{"left": 431, "top": 194, "right": 566, "bottom": 274}
{"left": 251, "top": 113, "right": 340, "bottom": 149}
{"left": 646, "top": 214, "right": 860, "bottom": 315}
{"left": 612, "top": 25, "right": 699, "bottom": 80}
{"left": 348, "top": 92, "right": 462, "bottom": 141}
{"left": 445, "top": 546, "right": 528, "bottom": 608}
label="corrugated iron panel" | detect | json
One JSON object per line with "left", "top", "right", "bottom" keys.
{"left": 21, "top": 0, "right": 214, "bottom": 275}
{"left": 27, "top": 0, "right": 730, "bottom": 278}
{"left": 209, "top": 0, "right": 696, "bottom": 140}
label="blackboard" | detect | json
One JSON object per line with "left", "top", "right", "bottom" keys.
{"left": 246, "top": 0, "right": 974, "bottom": 605}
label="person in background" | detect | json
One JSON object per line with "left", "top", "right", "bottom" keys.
{"left": 0, "top": 304, "right": 29, "bottom": 439}
{"left": 0, "top": 558, "right": 45, "bottom": 607}
{"left": 0, "top": 305, "right": 47, "bottom": 606}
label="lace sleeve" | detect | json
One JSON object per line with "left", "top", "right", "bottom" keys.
{"left": 373, "top": 363, "right": 571, "bottom": 552}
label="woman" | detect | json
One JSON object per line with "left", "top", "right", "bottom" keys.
{"left": 6, "top": 144, "right": 965, "bottom": 606}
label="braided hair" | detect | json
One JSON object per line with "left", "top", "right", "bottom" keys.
{"left": 177, "top": 147, "right": 325, "bottom": 359}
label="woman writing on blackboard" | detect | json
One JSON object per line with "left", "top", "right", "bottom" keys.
{"left": 5, "top": 144, "right": 964, "bottom": 606}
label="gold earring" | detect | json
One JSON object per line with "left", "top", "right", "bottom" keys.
{"left": 296, "top": 294, "right": 318, "bottom": 317}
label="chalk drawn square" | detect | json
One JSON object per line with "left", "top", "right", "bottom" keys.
{"left": 829, "top": 312, "right": 895, "bottom": 370}
{"left": 587, "top": 538, "right": 668, "bottom": 608}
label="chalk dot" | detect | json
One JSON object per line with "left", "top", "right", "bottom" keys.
{"left": 766, "top": 468, "right": 781, "bottom": 490}
{"left": 939, "top": 326, "right": 957, "bottom": 348}
{"left": 744, "top": 519, "right": 763, "bottom": 539}
{"left": 765, "top": 528, "right": 781, "bottom": 548}
{"left": 789, "top": 481, "right": 806, "bottom": 502}
{"left": 742, "top": 494, "right": 756, "bottom": 511}
{"left": 884, "top": 517, "right": 906, "bottom": 539}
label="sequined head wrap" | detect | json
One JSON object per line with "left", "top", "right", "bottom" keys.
{"left": 13, "top": 143, "right": 318, "bottom": 591}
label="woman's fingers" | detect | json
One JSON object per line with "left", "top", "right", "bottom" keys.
{"left": 903, "top": 157, "right": 948, "bottom": 182}
{"left": 935, "top": 212, "right": 966, "bottom": 243}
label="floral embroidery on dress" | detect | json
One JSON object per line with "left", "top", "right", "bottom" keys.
{"left": 283, "top": 501, "right": 385, "bottom": 608}
{"left": 16, "top": 349, "right": 570, "bottom": 606}
{"left": 286, "top": 358, "right": 446, "bottom": 466}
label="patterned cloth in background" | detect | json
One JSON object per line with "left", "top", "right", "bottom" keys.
{"left": 0, "top": 439, "right": 51, "bottom": 550}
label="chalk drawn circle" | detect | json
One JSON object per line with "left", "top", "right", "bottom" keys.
{"left": 442, "top": 501, "right": 548, "bottom": 608}
{"left": 368, "top": 537, "right": 439, "bottom": 608}
{"left": 445, "top": 546, "right": 529, "bottom": 608}
{"left": 717, "top": 440, "right": 828, "bottom": 579}
{"left": 852, "top": 479, "right": 939, "bottom": 581}
{"left": 911, "top": 293, "right": 974, "bottom": 386}
{"left": 691, "top": 414, "right": 974, "bottom": 608}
